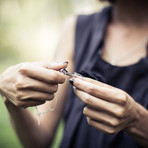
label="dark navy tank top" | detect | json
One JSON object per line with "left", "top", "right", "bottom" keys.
{"left": 60, "top": 7, "right": 148, "bottom": 148}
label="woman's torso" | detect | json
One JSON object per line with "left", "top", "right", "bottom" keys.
{"left": 60, "top": 7, "right": 148, "bottom": 148}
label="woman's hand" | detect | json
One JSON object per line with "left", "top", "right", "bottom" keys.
{"left": 0, "top": 61, "right": 68, "bottom": 108}
{"left": 73, "top": 76, "right": 139, "bottom": 134}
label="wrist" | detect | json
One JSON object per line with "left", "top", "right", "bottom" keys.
{"left": 3, "top": 96, "right": 21, "bottom": 113}
{"left": 125, "top": 102, "right": 146, "bottom": 133}
{"left": 125, "top": 102, "right": 148, "bottom": 147}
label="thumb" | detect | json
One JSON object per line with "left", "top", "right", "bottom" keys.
{"left": 34, "top": 61, "right": 68, "bottom": 71}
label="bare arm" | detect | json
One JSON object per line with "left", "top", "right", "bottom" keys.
{"left": 125, "top": 103, "right": 148, "bottom": 148}
{"left": 0, "top": 16, "right": 77, "bottom": 148}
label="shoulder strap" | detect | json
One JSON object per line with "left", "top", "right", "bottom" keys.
{"left": 74, "top": 7, "right": 112, "bottom": 71}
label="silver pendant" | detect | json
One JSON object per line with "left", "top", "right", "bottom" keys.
{"left": 110, "top": 60, "right": 117, "bottom": 66}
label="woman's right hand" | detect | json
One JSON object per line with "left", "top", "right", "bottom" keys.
{"left": 0, "top": 61, "right": 68, "bottom": 108}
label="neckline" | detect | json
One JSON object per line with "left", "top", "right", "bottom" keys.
{"left": 98, "top": 52, "right": 147, "bottom": 69}
{"left": 96, "top": 7, "right": 148, "bottom": 69}
{"left": 97, "top": 42, "right": 148, "bottom": 69}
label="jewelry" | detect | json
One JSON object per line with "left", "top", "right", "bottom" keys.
{"left": 105, "top": 35, "right": 148, "bottom": 65}
{"left": 35, "top": 69, "right": 80, "bottom": 126}
{"left": 59, "top": 69, "right": 82, "bottom": 77}
{"left": 59, "top": 69, "right": 74, "bottom": 77}
{"left": 35, "top": 97, "right": 58, "bottom": 126}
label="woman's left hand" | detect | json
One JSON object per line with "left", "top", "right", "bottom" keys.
{"left": 73, "top": 76, "right": 139, "bottom": 134}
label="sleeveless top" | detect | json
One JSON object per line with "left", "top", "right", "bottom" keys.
{"left": 60, "top": 7, "right": 148, "bottom": 148}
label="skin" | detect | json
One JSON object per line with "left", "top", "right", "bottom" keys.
{"left": 0, "top": 62, "right": 68, "bottom": 108}
{"left": 0, "top": 15, "right": 76, "bottom": 148}
{"left": 73, "top": 0, "right": 148, "bottom": 147}
{"left": 73, "top": 76, "right": 148, "bottom": 146}
{"left": 73, "top": 76, "right": 137, "bottom": 134}
{"left": 0, "top": 62, "right": 68, "bottom": 147}
{"left": 0, "top": 0, "right": 148, "bottom": 147}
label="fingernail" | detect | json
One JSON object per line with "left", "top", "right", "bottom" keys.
{"left": 69, "top": 78, "right": 74, "bottom": 86}
{"left": 57, "top": 61, "right": 68, "bottom": 64}
{"left": 64, "top": 61, "right": 68, "bottom": 64}
{"left": 73, "top": 72, "right": 82, "bottom": 77}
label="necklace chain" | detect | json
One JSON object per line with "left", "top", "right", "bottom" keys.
{"left": 105, "top": 35, "right": 148, "bottom": 65}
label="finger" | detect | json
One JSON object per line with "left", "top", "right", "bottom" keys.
{"left": 83, "top": 106, "right": 122, "bottom": 127}
{"left": 16, "top": 90, "right": 54, "bottom": 102}
{"left": 86, "top": 117, "right": 120, "bottom": 134}
{"left": 33, "top": 61, "right": 68, "bottom": 70}
{"left": 17, "top": 99, "right": 46, "bottom": 108}
{"left": 75, "top": 75, "right": 114, "bottom": 89}
{"left": 18, "top": 63, "right": 67, "bottom": 84}
{"left": 74, "top": 88, "right": 123, "bottom": 117}
{"left": 73, "top": 77, "right": 126, "bottom": 104}
{"left": 16, "top": 76, "right": 58, "bottom": 94}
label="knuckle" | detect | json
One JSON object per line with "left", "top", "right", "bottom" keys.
{"left": 51, "top": 74, "right": 57, "bottom": 81}
{"left": 50, "top": 71, "right": 65, "bottom": 84}
{"left": 87, "top": 117, "right": 93, "bottom": 126}
{"left": 48, "top": 94, "right": 54, "bottom": 101}
{"left": 51, "top": 85, "right": 58, "bottom": 93}
{"left": 107, "top": 129, "right": 116, "bottom": 135}
{"left": 15, "top": 92, "right": 23, "bottom": 101}
{"left": 116, "top": 91, "right": 127, "bottom": 105}
{"left": 18, "top": 62, "right": 30, "bottom": 75}
{"left": 110, "top": 119, "right": 120, "bottom": 127}
{"left": 83, "top": 107, "right": 88, "bottom": 115}
{"left": 84, "top": 95, "right": 91, "bottom": 104}
{"left": 115, "top": 108, "right": 125, "bottom": 118}
{"left": 15, "top": 101, "right": 24, "bottom": 108}
{"left": 87, "top": 85, "right": 96, "bottom": 94}
{"left": 15, "top": 76, "right": 25, "bottom": 89}
{"left": 59, "top": 76, "right": 66, "bottom": 83}
{"left": 87, "top": 118, "right": 91, "bottom": 125}
{"left": 50, "top": 94, "right": 54, "bottom": 100}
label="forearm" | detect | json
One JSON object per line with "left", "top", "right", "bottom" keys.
{"left": 126, "top": 102, "right": 148, "bottom": 148}
{"left": 3, "top": 98, "right": 52, "bottom": 148}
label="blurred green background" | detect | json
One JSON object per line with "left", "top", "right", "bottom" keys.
{"left": 0, "top": 0, "right": 106, "bottom": 147}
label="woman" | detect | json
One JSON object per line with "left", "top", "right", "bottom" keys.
{"left": 0, "top": 0, "right": 148, "bottom": 147}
